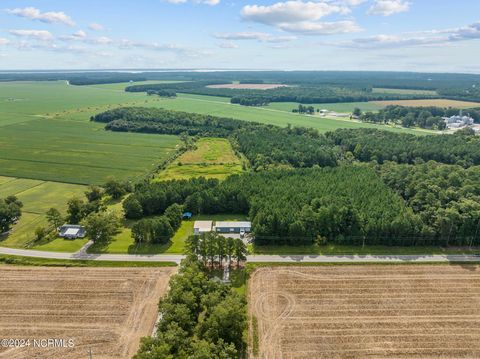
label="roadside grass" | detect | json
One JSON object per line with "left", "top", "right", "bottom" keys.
{"left": 155, "top": 138, "right": 244, "bottom": 181}
{"left": 0, "top": 254, "right": 177, "bottom": 267}
{"left": 251, "top": 243, "right": 480, "bottom": 256}
{"left": 31, "top": 237, "right": 88, "bottom": 252}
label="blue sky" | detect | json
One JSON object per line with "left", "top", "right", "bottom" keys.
{"left": 0, "top": 0, "right": 479, "bottom": 72}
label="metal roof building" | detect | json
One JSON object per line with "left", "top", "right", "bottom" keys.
{"left": 193, "top": 221, "right": 213, "bottom": 235}
{"left": 214, "top": 221, "right": 251, "bottom": 234}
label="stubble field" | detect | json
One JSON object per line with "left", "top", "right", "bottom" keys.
{"left": 0, "top": 266, "right": 176, "bottom": 359}
{"left": 249, "top": 265, "right": 480, "bottom": 359}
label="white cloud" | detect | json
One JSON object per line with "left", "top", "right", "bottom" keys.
{"left": 89, "top": 23, "right": 105, "bottom": 31}
{"left": 218, "top": 41, "right": 238, "bottom": 49}
{"left": 337, "top": 21, "right": 480, "bottom": 48}
{"left": 214, "top": 31, "right": 296, "bottom": 42}
{"left": 93, "top": 36, "right": 113, "bottom": 45}
{"left": 0, "top": 38, "right": 10, "bottom": 46}
{"left": 9, "top": 29, "right": 54, "bottom": 41}
{"left": 6, "top": 7, "right": 75, "bottom": 26}
{"left": 164, "top": 0, "right": 220, "bottom": 5}
{"left": 367, "top": 0, "right": 410, "bottom": 16}
{"left": 241, "top": 1, "right": 361, "bottom": 35}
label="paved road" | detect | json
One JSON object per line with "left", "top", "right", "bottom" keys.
{"left": 0, "top": 246, "right": 479, "bottom": 264}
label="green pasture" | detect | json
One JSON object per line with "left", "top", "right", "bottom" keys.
{"left": 156, "top": 138, "right": 244, "bottom": 181}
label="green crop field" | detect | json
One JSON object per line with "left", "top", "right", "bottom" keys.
{"left": 0, "top": 81, "right": 181, "bottom": 184}
{"left": 155, "top": 138, "right": 244, "bottom": 181}
{"left": 0, "top": 176, "right": 87, "bottom": 250}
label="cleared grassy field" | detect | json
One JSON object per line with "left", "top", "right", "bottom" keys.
{"left": 0, "top": 266, "right": 176, "bottom": 359}
{"left": 0, "top": 176, "right": 87, "bottom": 250}
{"left": 265, "top": 101, "right": 383, "bottom": 113}
{"left": 372, "top": 87, "right": 438, "bottom": 95}
{"left": 249, "top": 265, "right": 480, "bottom": 358}
{"left": 372, "top": 98, "right": 480, "bottom": 108}
{"left": 156, "top": 138, "right": 243, "bottom": 181}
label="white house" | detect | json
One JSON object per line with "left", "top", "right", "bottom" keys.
{"left": 58, "top": 224, "right": 86, "bottom": 239}
{"left": 193, "top": 221, "right": 213, "bottom": 235}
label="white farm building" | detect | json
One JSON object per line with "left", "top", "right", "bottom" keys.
{"left": 193, "top": 221, "right": 213, "bottom": 235}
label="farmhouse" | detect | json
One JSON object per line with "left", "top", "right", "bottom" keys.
{"left": 58, "top": 224, "right": 86, "bottom": 239}
{"left": 443, "top": 112, "right": 475, "bottom": 129}
{"left": 193, "top": 221, "right": 213, "bottom": 235}
{"left": 214, "top": 221, "right": 252, "bottom": 234}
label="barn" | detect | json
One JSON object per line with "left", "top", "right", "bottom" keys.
{"left": 214, "top": 221, "right": 252, "bottom": 234}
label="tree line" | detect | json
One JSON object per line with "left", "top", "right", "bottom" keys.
{"left": 0, "top": 196, "right": 23, "bottom": 234}
{"left": 328, "top": 128, "right": 480, "bottom": 167}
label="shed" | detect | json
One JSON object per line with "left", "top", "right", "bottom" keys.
{"left": 214, "top": 221, "right": 252, "bottom": 234}
{"left": 194, "top": 221, "right": 213, "bottom": 235}
{"left": 182, "top": 212, "right": 193, "bottom": 220}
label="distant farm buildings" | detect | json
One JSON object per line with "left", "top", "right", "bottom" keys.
{"left": 443, "top": 112, "right": 475, "bottom": 130}
{"left": 58, "top": 224, "right": 86, "bottom": 239}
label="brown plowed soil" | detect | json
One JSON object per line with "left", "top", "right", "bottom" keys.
{"left": 0, "top": 266, "right": 176, "bottom": 359}
{"left": 249, "top": 265, "right": 480, "bottom": 359}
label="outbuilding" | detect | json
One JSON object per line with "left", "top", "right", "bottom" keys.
{"left": 194, "top": 221, "right": 213, "bottom": 235}
{"left": 214, "top": 221, "right": 252, "bottom": 234}
{"left": 58, "top": 224, "right": 86, "bottom": 239}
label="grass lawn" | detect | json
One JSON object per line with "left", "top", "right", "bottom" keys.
{"left": 0, "top": 176, "right": 86, "bottom": 249}
{"left": 251, "top": 243, "right": 480, "bottom": 255}
{"left": 155, "top": 138, "right": 244, "bottom": 181}
{"left": 90, "top": 214, "right": 248, "bottom": 255}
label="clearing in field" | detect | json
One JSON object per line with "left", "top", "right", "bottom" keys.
{"left": 0, "top": 266, "right": 176, "bottom": 359}
{"left": 206, "top": 83, "right": 288, "bottom": 90}
{"left": 0, "top": 176, "right": 87, "bottom": 249}
{"left": 155, "top": 138, "right": 244, "bottom": 181}
{"left": 371, "top": 98, "right": 480, "bottom": 108}
{"left": 249, "top": 265, "right": 480, "bottom": 358}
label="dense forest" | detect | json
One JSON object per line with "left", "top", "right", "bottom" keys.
{"left": 358, "top": 105, "right": 480, "bottom": 129}
{"left": 328, "top": 128, "right": 480, "bottom": 166}
{"left": 438, "top": 87, "right": 480, "bottom": 103}
{"left": 378, "top": 161, "right": 480, "bottom": 246}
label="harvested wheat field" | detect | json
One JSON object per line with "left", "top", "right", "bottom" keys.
{"left": 371, "top": 99, "right": 480, "bottom": 108}
{"left": 0, "top": 266, "right": 176, "bottom": 359}
{"left": 249, "top": 265, "right": 480, "bottom": 359}
{"left": 206, "top": 83, "right": 289, "bottom": 90}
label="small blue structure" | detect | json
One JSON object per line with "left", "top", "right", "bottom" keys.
{"left": 182, "top": 212, "right": 193, "bottom": 220}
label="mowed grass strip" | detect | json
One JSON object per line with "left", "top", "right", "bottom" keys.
{"left": 156, "top": 138, "right": 244, "bottom": 181}
{"left": 0, "top": 118, "right": 180, "bottom": 184}
{"left": 265, "top": 101, "right": 383, "bottom": 113}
